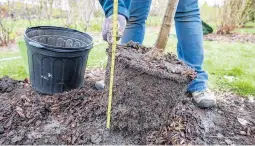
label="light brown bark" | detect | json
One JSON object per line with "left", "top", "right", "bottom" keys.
{"left": 155, "top": 0, "right": 179, "bottom": 51}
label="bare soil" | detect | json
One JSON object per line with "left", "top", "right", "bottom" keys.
{"left": 0, "top": 76, "right": 20, "bottom": 93}
{"left": 0, "top": 43, "right": 254, "bottom": 145}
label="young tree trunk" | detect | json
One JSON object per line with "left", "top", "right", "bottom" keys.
{"left": 155, "top": 0, "right": 179, "bottom": 51}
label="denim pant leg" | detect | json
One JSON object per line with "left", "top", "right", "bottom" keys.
{"left": 175, "top": 0, "right": 208, "bottom": 92}
{"left": 121, "top": 0, "right": 152, "bottom": 44}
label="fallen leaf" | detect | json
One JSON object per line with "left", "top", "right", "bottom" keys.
{"left": 24, "top": 83, "right": 29, "bottom": 88}
{"left": 20, "top": 95, "right": 30, "bottom": 103}
{"left": 180, "top": 139, "right": 185, "bottom": 144}
{"left": 4, "top": 118, "right": 12, "bottom": 128}
{"left": 237, "top": 117, "right": 250, "bottom": 126}
{"left": 225, "top": 139, "right": 232, "bottom": 145}
{"left": 24, "top": 78, "right": 29, "bottom": 83}
{"left": 71, "top": 122, "right": 76, "bottom": 128}
{"left": 217, "top": 133, "right": 224, "bottom": 139}
{"left": 0, "top": 116, "right": 5, "bottom": 121}
{"left": 16, "top": 106, "right": 26, "bottom": 118}
{"left": 240, "top": 131, "right": 246, "bottom": 135}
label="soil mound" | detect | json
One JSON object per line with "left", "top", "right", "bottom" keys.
{"left": 0, "top": 76, "right": 19, "bottom": 93}
{"left": 105, "top": 42, "right": 195, "bottom": 135}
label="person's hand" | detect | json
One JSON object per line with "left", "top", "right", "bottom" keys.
{"left": 102, "top": 14, "right": 127, "bottom": 44}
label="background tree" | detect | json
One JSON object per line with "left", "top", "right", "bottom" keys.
{"left": 0, "top": 0, "right": 16, "bottom": 46}
{"left": 217, "top": 0, "right": 255, "bottom": 34}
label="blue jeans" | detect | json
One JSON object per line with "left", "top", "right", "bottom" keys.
{"left": 121, "top": 0, "right": 208, "bottom": 92}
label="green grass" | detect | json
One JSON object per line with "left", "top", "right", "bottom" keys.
{"left": 142, "top": 33, "right": 255, "bottom": 96}
{"left": 87, "top": 43, "right": 108, "bottom": 68}
{"left": 235, "top": 27, "right": 255, "bottom": 34}
{"left": 0, "top": 58, "right": 27, "bottom": 80}
{"left": 0, "top": 51, "right": 20, "bottom": 59}
{"left": 235, "top": 28, "right": 255, "bottom": 34}
{"left": 203, "top": 41, "right": 255, "bottom": 96}
{"left": 234, "top": 22, "right": 255, "bottom": 34}
{"left": 4, "top": 13, "right": 254, "bottom": 43}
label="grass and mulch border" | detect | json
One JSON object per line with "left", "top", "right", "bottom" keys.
{"left": 0, "top": 25, "right": 255, "bottom": 97}
{"left": 204, "top": 33, "right": 255, "bottom": 44}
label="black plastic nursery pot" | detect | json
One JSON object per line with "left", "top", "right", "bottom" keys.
{"left": 24, "top": 26, "right": 93, "bottom": 95}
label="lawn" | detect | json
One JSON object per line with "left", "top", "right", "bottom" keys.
{"left": 0, "top": 58, "right": 27, "bottom": 80}
{"left": 204, "top": 41, "right": 255, "bottom": 96}
{"left": 0, "top": 51, "right": 20, "bottom": 59}
{"left": 1, "top": 14, "right": 255, "bottom": 96}
{"left": 143, "top": 33, "right": 255, "bottom": 96}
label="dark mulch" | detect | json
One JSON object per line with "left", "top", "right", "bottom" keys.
{"left": 204, "top": 33, "right": 255, "bottom": 44}
{"left": 0, "top": 73, "right": 254, "bottom": 145}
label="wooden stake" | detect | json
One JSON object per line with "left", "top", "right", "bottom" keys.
{"left": 155, "top": 0, "right": 179, "bottom": 51}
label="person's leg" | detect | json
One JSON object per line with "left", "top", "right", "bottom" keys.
{"left": 177, "top": 43, "right": 184, "bottom": 60}
{"left": 175, "top": 0, "right": 216, "bottom": 108}
{"left": 175, "top": 0, "right": 208, "bottom": 92}
{"left": 121, "top": 0, "right": 152, "bottom": 44}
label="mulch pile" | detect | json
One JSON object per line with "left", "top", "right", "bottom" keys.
{"left": 0, "top": 71, "right": 254, "bottom": 144}
{"left": 204, "top": 33, "right": 255, "bottom": 44}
